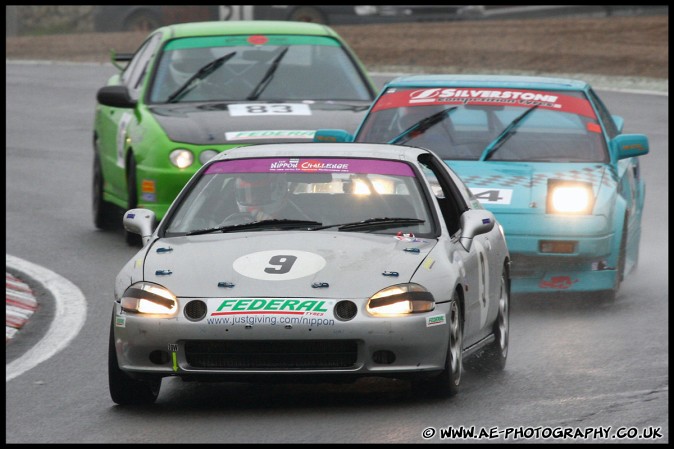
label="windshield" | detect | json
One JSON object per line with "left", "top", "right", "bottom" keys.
{"left": 357, "top": 87, "right": 609, "bottom": 163}
{"left": 164, "top": 157, "right": 435, "bottom": 237}
{"left": 149, "top": 35, "right": 372, "bottom": 103}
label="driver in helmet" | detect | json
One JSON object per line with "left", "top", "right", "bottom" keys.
{"left": 235, "top": 173, "right": 289, "bottom": 221}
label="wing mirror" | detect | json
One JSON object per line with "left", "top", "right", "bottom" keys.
{"left": 97, "top": 85, "right": 137, "bottom": 109}
{"left": 459, "top": 209, "right": 496, "bottom": 252}
{"left": 123, "top": 208, "right": 157, "bottom": 246}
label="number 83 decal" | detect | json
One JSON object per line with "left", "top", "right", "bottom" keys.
{"left": 233, "top": 250, "right": 327, "bottom": 280}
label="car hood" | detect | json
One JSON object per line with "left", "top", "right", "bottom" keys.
{"left": 148, "top": 101, "right": 371, "bottom": 145}
{"left": 446, "top": 161, "right": 616, "bottom": 213}
{"left": 143, "top": 231, "right": 437, "bottom": 298}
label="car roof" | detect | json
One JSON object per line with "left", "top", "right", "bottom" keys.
{"left": 386, "top": 74, "right": 590, "bottom": 92}
{"left": 158, "top": 20, "right": 341, "bottom": 40}
{"left": 215, "top": 142, "right": 430, "bottom": 162}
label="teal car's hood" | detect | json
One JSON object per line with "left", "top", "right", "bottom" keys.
{"left": 446, "top": 161, "right": 617, "bottom": 213}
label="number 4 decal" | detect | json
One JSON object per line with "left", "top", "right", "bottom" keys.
{"left": 471, "top": 188, "right": 513, "bottom": 205}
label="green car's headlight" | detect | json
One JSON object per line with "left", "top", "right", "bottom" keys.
{"left": 199, "top": 149, "right": 219, "bottom": 165}
{"left": 367, "top": 283, "right": 435, "bottom": 316}
{"left": 121, "top": 282, "right": 177, "bottom": 315}
{"left": 547, "top": 180, "right": 594, "bottom": 214}
{"left": 170, "top": 149, "right": 194, "bottom": 169}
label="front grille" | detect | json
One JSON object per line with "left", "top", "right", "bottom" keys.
{"left": 184, "top": 340, "right": 358, "bottom": 370}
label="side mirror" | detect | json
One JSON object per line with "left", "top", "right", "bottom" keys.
{"left": 459, "top": 209, "right": 495, "bottom": 252}
{"left": 313, "top": 129, "right": 354, "bottom": 143}
{"left": 97, "top": 85, "right": 136, "bottom": 109}
{"left": 612, "top": 134, "right": 649, "bottom": 160}
{"left": 123, "top": 208, "right": 157, "bottom": 246}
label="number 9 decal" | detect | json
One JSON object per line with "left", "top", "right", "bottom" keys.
{"left": 234, "top": 250, "right": 326, "bottom": 280}
{"left": 264, "top": 255, "right": 298, "bottom": 274}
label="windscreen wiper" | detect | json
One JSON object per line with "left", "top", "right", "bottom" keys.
{"left": 246, "top": 47, "right": 289, "bottom": 101}
{"left": 479, "top": 105, "right": 539, "bottom": 161}
{"left": 166, "top": 51, "right": 237, "bottom": 103}
{"left": 388, "top": 107, "right": 458, "bottom": 145}
{"left": 186, "top": 219, "right": 322, "bottom": 235}
{"left": 309, "top": 217, "right": 425, "bottom": 232}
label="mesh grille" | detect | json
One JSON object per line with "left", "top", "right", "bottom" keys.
{"left": 334, "top": 300, "right": 357, "bottom": 321}
{"left": 184, "top": 340, "right": 358, "bottom": 369}
{"left": 184, "top": 300, "right": 207, "bottom": 321}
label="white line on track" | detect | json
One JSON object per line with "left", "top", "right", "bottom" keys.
{"left": 5, "top": 254, "right": 87, "bottom": 382}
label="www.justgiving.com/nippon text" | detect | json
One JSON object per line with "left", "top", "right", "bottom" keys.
{"left": 420, "top": 425, "right": 663, "bottom": 441}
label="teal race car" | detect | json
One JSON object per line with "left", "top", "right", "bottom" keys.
{"left": 314, "top": 75, "right": 649, "bottom": 299}
{"left": 93, "top": 20, "right": 377, "bottom": 242}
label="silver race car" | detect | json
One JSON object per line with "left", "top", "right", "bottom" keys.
{"left": 109, "top": 142, "right": 511, "bottom": 404}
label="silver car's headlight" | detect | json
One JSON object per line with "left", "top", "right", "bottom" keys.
{"left": 367, "top": 283, "right": 435, "bottom": 316}
{"left": 169, "top": 149, "right": 194, "bottom": 169}
{"left": 120, "top": 282, "right": 177, "bottom": 315}
{"left": 547, "top": 180, "right": 594, "bottom": 214}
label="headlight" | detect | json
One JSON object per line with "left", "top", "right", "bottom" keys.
{"left": 547, "top": 180, "right": 594, "bottom": 214}
{"left": 367, "top": 283, "right": 435, "bottom": 316}
{"left": 169, "top": 149, "right": 194, "bottom": 169}
{"left": 199, "top": 149, "right": 219, "bottom": 165}
{"left": 120, "top": 282, "right": 177, "bottom": 315}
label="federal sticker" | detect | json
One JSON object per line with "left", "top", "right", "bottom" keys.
{"left": 115, "top": 315, "right": 126, "bottom": 328}
{"left": 426, "top": 315, "right": 446, "bottom": 327}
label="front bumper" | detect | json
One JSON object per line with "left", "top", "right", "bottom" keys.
{"left": 496, "top": 213, "right": 618, "bottom": 293}
{"left": 111, "top": 300, "right": 451, "bottom": 380}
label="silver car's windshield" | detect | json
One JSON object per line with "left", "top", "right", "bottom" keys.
{"left": 164, "top": 157, "right": 434, "bottom": 236}
{"left": 149, "top": 35, "right": 372, "bottom": 103}
{"left": 357, "top": 87, "right": 609, "bottom": 163}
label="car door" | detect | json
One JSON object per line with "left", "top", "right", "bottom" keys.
{"left": 418, "top": 153, "right": 492, "bottom": 346}
{"left": 95, "top": 32, "right": 162, "bottom": 203}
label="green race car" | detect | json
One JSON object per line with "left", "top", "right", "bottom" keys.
{"left": 93, "top": 20, "right": 377, "bottom": 242}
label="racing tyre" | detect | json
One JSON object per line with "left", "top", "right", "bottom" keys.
{"left": 108, "top": 319, "right": 161, "bottom": 405}
{"left": 477, "top": 266, "right": 510, "bottom": 371}
{"left": 93, "top": 152, "right": 119, "bottom": 230}
{"left": 412, "top": 293, "right": 462, "bottom": 397}
{"left": 125, "top": 157, "right": 142, "bottom": 246}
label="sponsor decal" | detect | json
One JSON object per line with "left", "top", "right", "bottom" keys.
{"left": 205, "top": 158, "right": 415, "bottom": 177}
{"left": 141, "top": 179, "right": 156, "bottom": 193}
{"left": 423, "top": 258, "right": 435, "bottom": 270}
{"left": 225, "top": 130, "right": 315, "bottom": 141}
{"left": 115, "top": 315, "right": 126, "bottom": 328}
{"left": 207, "top": 298, "right": 336, "bottom": 327}
{"left": 426, "top": 314, "right": 446, "bottom": 327}
{"left": 374, "top": 88, "right": 597, "bottom": 119}
{"left": 228, "top": 103, "right": 312, "bottom": 116}
{"left": 394, "top": 232, "right": 425, "bottom": 243}
{"left": 539, "top": 276, "right": 579, "bottom": 289}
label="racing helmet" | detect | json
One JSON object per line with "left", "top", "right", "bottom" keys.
{"left": 235, "top": 174, "right": 289, "bottom": 217}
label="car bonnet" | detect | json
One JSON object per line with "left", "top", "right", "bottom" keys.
{"left": 148, "top": 102, "right": 370, "bottom": 145}
{"left": 446, "top": 160, "right": 615, "bottom": 213}
{"left": 143, "top": 231, "right": 437, "bottom": 298}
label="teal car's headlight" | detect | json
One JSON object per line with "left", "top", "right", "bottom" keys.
{"left": 121, "top": 282, "right": 177, "bottom": 315}
{"left": 170, "top": 149, "right": 194, "bottom": 169}
{"left": 199, "top": 149, "right": 219, "bottom": 165}
{"left": 367, "top": 283, "right": 435, "bottom": 316}
{"left": 547, "top": 180, "right": 594, "bottom": 214}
